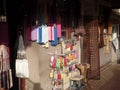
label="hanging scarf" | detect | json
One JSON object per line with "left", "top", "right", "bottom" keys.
{"left": 31, "top": 26, "right": 37, "bottom": 41}
{"left": 48, "top": 25, "right": 52, "bottom": 41}
{"left": 56, "top": 58, "right": 60, "bottom": 69}
{"left": 51, "top": 25, "right": 58, "bottom": 46}
{"left": 52, "top": 56, "right": 56, "bottom": 68}
{"left": 37, "top": 26, "right": 42, "bottom": 44}
{"left": 56, "top": 23, "right": 61, "bottom": 38}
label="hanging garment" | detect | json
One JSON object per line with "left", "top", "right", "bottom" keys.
{"left": 8, "top": 68, "right": 13, "bottom": 88}
{"left": 31, "top": 26, "right": 37, "bottom": 41}
{"left": 59, "top": 57, "right": 63, "bottom": 67}
{"left": 56, "top": 23, "right": 61, "bottom": 38}
{"left": 48, "top": 25, "right": 52, "bottom": 41}
{"left": 37, "top": 25, "right": 49, "bottom": 44}
{"left": 56, "top": 58, "right": 60, "bottom": 69}
{"left": 63, "top": 57, "right": 67, "bottom": 66}
{"left": 112, "top": 38, "right": 119, "bottom": 50}
{"left": 51, "top": 25, "right": 58, "bottom": 46}
{"left": 1, "top": 60, "right": 7, "bottom": 89}
{"left": 51, "top": 25, "right": 55, "bottom": 41}
{"left": 42, "top": 25, "right": 49, "bottom": 43}
{"left": 37, "top": 26, "right": 42, "bottom": 44}
{"left": 51, "top": 56, "right": 56, "bottom": 68}
{"left": 57, "top": 72, "right": 61, "bottom": 80}
{"left": 0, "top": 45, "right": 13, "bottom": 89}
{"left": 15, "top": 58, "right": 29, "bottom": 78}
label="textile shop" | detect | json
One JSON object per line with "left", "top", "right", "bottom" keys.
{"left": 0, "top": 0, "right": 116, "bottom": 90}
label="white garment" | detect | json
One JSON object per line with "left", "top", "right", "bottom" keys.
{"left": 113, "top": 38, "right": 119, "bottom": 50}
{"left": 16, "top": 59, "right": 29, "bottom": 78}
{"left": 42, "top": 25, "right": 49, "bottom": 43}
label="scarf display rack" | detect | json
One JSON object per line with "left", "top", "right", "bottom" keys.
{"left": 47, "top": 37, "right": 81, "bottom": 90}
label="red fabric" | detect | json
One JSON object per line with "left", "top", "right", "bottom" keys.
{"left": 27, "top": 26, "right": 31, "bottom": 41}
{"left": 64, "top": 57, "right": 67, "bottom": 66}
{"left": 52, "top": 57, "right": 56, "bottom": 68}
{"left": 57, "top": 73, "right": 61, "bottom": 80}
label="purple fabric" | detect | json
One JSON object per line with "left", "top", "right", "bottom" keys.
{"left": 0, "top": 22, "right": 9, "bottom": 46}
{"left": 31, "top": 26, "right": 37, "bottom": 41}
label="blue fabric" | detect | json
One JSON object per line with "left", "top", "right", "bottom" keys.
{"left": 1, "top": 71, "right": 7, "bottom": 88}
{"left": 51, "top": 26, "right": 58, "bottom": 46}
{"left": 38, "top": 26, "right": 43, "bottom": 44}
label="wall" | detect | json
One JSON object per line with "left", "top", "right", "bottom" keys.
{"left": 25, "top": 42, "right": 61, "bottom": 90}
{"left": 100, "top": 42, "right": 117, "bottom": 67}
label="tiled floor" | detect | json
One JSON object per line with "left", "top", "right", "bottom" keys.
{"left": 82, "top": 62, "right": 120, "bottom": 90}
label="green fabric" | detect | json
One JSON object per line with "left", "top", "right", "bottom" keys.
{"left": 56, "top": 58, "right": 60, "bottom": 69}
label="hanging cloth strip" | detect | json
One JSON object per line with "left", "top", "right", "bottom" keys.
{"left": 52, "top": 56, "right": 56, "bottom": 68}
{"left": 56, "top": 58, "right": 60, "bottom": 69}
{"left": 56, "top": 23, "right": 61, "bottom": 38}
{"left": 31, "top": 26, "right": 37, "bottom": 41}
{"left": 37, "top": 25, "right": 49, "bottom": 44}
{"left": 37, "top": 26, "right": 42, "bottom": 44}
{"left": 63, "top": 57, "right": 67, "bottom": 66}
{"left": 51, "top": 25, "right": 55, "bottom": 41}
{"left": 48, "top": 25, "right": 52, "bottom": 41}
{"left": 0, "top": 45, "right": 13, "bottom": 89}
{"left": 42, "top": 25, "right": 49, "bottom": 43}
{"left": 51, "top": 25, "right": 58, "bottom": 46}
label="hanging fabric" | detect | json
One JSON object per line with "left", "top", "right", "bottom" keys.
{"left": 37, "top": 26, "right": 42, "bottom": 44}
{"left": 56, "top": 23, "right": 61, "bottom": 38}
{"left": 42, "top": 25, "right": 49, "bottom": 43}
{"left": 31, "top": 26, "right": 37, "bottom": 41}
{"left": 0, "top": 45, "right": 13, "bottom": 89}
{"left": 1, "top": 54, "right": 7, "bottom": 89}
{"left": 37, "top": 25, "right": 49, "bottom": 44}
{"left": 63, "top": 57, "right": 67, "bottom": 66}
{"left": 51, "top": 56, "right": 56, "bottom": 68}
{"left": 56, "top": 58, "right": 60, "bottom": 69}
{"left": 48, "top": 25, "right": 52, "bottom": 41}
{"left": 51, "top": 25, "right": 58, "bottom": 46}
{"left": 51, "top": 25, "right": 55, "bottom": 41}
